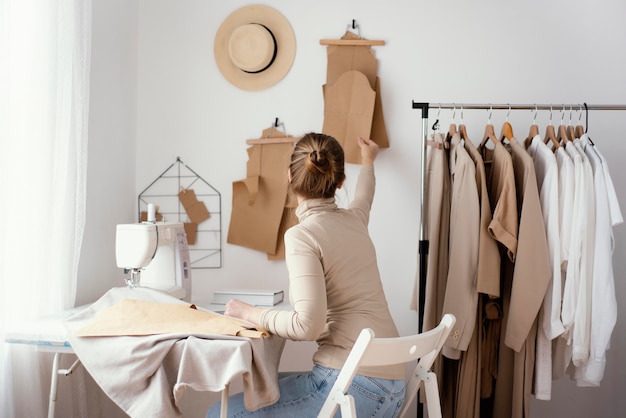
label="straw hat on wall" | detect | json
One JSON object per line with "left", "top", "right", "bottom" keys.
{"left": 214, "top": 5, "right": 296, "bottom": 91}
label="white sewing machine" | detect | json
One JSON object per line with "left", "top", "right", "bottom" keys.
{"left": 115, "top": 221, "right": 192, "bottom": 302}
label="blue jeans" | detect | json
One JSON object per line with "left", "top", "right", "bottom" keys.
{"left": 206, "top": 365, "right": 405, "bottom": 418}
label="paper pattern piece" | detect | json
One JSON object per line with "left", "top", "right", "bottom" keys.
{"left": 321, "top": 30, "right": 389, "bottom": 164}
{"left": 228, "top": 127, "right": 298, "bottom": 258}
{"left": 178, "top": 188, "right": 211, "bottom": 224}
{"left": 75, "top": 298, "right": 269, "bottom": 338}
{"left": 323, "top": 70, "right": 376, "bottom": 164}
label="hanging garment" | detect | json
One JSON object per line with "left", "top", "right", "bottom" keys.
{"left": 559, "top": 140, "right": 595, "bottom": 372}
{"left": 554, "top": 141, "right": 585, "bottom": 377}
{"left": 453, "top": 134, "right": 500, "bottom": 418}
{"left": 465, "top": 134, "right": 501, "bottom": 298}
{"left": 441, "top": 132, "right": 480, "bottom": 358}
{"left": 526, "top": 135, "right": 562, "bottom": 401}
{"left": 478, "top": 140, "right": 518, "bottom": 400}
{"left": 412, "top": 132, "right": 451, "bottom": 331}
{"left": 410, "top": 132, "right": 453, "bottom": 418}
{"left": 431, "top": 131, "right": 480, "bottom": 418}
{"left": 571, "top": 139, "right": 596, "bottom": 369}
{"left": 492, "top": 138, "right": 551, "bottom": 418}
{"left": 576, "top": 135, "right": 623, "bottom": 386}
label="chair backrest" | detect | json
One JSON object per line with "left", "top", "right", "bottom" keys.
{"left": 317, "top": 313, "right": 456, "bottom": 418}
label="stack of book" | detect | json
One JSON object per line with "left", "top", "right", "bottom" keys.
{"left": 212, "top": 288, "right": 284, "bottom": 307}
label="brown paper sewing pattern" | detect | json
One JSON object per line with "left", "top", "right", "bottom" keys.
{"left": 227, "top": 128, "right": 299, "bottom": 258}
{"left": 321, "top": 31, "right": 389, "bottom": 164}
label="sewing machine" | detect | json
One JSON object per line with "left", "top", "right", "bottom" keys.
{"left": 115, "top": 221, "right": 192, "bottom": 302}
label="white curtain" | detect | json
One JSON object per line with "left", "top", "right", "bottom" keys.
{"left": 0, "top": 0, "right": 91, "bottom": 416}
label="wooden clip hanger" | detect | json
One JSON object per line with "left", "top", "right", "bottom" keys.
{"left": 320, "top": 21, "right": 385, "bottom": 46}
{"left": 246, "top": 136, "right": 299, "bottom": 145}
{"left": 246, "top": 120, "right": 300, "bottom": 145}
{"left": 320, "top": 38, "right": 385, "bottom": 46}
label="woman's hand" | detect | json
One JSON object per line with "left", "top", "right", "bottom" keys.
{"left": 223, "top": 298, "right": 264, "bottom": 325}
{"left": 358, "top": 137, "right": 379, "bottom": 166}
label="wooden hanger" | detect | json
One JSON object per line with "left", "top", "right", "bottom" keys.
{"left": 565, "top": 106, "right": 577, "bottom": 141}
{"left": 246, "top": 121, "right": 300, "bottom": 145}
{"left": 319, "top": 38, "right": 385, "bottom": 46}
{"left": 320, "top": 24, "right": 385, "bottom": 46}
{"left": 544, "top": 124, "right": 560, "bottom": 150}
{"left": 567, "top": 125, "right": 576, "bottom": 141}
{"left": 524, "top": 124, "right": 539, "bottom": 149}
{"left": 500, "top": 121, "right": 514, "bottom": 142}
{"left": 447, "top": 123, "right": 457, "bottom": 138}
{"left": 556, "top": 106, "right": 570, "bottom": 145}
{"left": 543, "top": 107, "right": 559, "bottom": 149}
{"left": 479, "top": 106, "right": 498, "bottom": 148}
{"left": 459, "top": 123, "right": 470, "bottom": 143}
{"left": 246, "top": 136, "right": 299, "bottom": 145}
{"left": 480, "top": 123, "right": 498, "bottom": 148}
{"left": 499, "top": 105, "right": 514, "bottom": 142}
{"left": 524, "top": 106, "right": 539, "bottom": 148}
{"left": 557, "top": 123, "right": 570, "bottom": 145}
{"left": 457, "top": 106, "right": 472, "bottom": 145}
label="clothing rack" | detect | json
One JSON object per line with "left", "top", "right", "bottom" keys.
{"left": 411, "top": 101, "right": 626, "bottom": 418}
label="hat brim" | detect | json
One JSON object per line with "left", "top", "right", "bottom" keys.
{"left": 214, "top": 5, "right": 296, "bottom": 91}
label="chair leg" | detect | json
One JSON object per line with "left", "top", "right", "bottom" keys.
{"left": 424, "top": 372, "right": 442, "bottom": 418}
{"left": 339, "top": 394, "right": 357, "bottom": 418}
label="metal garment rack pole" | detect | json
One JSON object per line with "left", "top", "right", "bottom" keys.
{"left": 417, "top": 103, "right": 626, "bottom": 111}
{"left": 411, "top": 100, "right": 626, "bottom": 418}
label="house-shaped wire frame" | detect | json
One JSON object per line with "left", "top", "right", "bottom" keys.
{"left": 138, "top": 157, "right": 222, "bottom": 268}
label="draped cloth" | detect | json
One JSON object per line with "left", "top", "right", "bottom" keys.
{"left": 65, "top": 287, "right": 285, "bottom": 417}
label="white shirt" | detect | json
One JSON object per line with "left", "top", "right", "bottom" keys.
{"left": 555, "top": 147, "right": 574, "bottom": 269}
{"left": 571, "top": 139, "right": 596, "bottom": 367}
{"left": 526, "top": 135, "right": 562, "bottom": 400}
{"left": 577, "top": 135, "right": 623, "bottom": 386}
{"left": 561, "top": 142, "right": 584, "bottom": 341}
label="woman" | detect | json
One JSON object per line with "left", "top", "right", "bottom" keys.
{"left": 208, "top": 133, "right": 405, "bottom": 417}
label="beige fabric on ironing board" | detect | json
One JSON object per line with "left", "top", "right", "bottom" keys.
{"left": 65, "top": 287, "right": 285, "bottom": 417}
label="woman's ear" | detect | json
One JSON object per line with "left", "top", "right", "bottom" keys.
{"left": 287, "top": 168, "right": 293, "bottom": 183}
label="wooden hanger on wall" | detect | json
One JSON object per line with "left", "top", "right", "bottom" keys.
{"left": 320, "top": 20, "right": 385, "bottom": 46}
{"left": 246, "top": 118, "right": 300, "bottom": 145}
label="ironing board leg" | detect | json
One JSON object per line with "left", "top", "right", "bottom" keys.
{"left": 220, "top": 383, "right": 229, "bottom": 418}
{"left": 48, "top": 352, "right": 61, "bottom": 418}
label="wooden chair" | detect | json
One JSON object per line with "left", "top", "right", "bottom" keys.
{"left": 318, "top": 313, "right": 456, "bottom": 418}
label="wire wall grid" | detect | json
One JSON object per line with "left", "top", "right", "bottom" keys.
{"left": 138, "top": 157, "right": 222, "bottom": 269}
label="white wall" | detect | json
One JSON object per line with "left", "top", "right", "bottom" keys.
{"left": 80, "top": 0, "right": 626, "bottom": 417}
